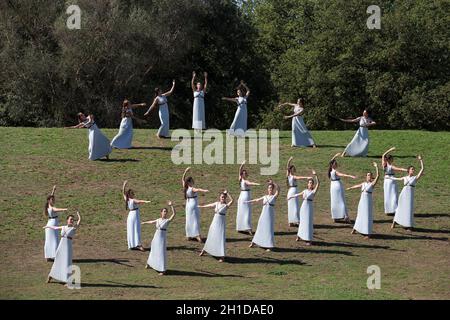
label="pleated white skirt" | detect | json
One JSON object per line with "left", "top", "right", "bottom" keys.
{"left": 203, "top": 214, "right": 226, "bottom": 257}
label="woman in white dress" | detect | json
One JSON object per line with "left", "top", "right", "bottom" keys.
{"left": 286, "top": 157, "right": 313, "bottom": 227}
{"left": 390, "top": 155, "right": 424, "bottom": 230}
{"left": 45, "top": 211, "right": 81, "bottom": 285}
{"left": 340, "top": 109, "right": 376, "bottom": 157}
{"left": 381, "top": 147, "right": 407, "bottom": 216}
{"left": 223, "top": 80, "right": 250, "bottom": 136}
{"left": 347, "top": 162, "right": 380, "bottom": 239}
{"left": 278, "top": 98, "right": 317, "bottom": 148}
{"left": 142, "top": 201, "right": 176, "bottom": 275}
{"left": 110, "top": 99, "right": 147, "bottom": 149}
{"left": 199, "top": 191, "right": 234, "bottom": 262}
{"left": 144, "top": 80, "right": 176, "bottom": 139}
{"left": 288, "top": 171, "right": 320, "bottom": 246}
{"left": 328, "top": 153, "right": 356, "bottom": 223}
{"left": 191, "top": 71, "right": 208, "bottom": 132}
{"left": 236, "top": 161, "right": 261, "bottom": 235}
{"left": 67, "top": 113, "right": 112, "bottom": 160}
{"left": 44, "top": 185, "right": 68, "bottom": 261}
{"left": 122, "top": 180, "right": 151, "bottom": 251}
{"left": 246, "top": 181, "right": 280, "bottom": 251}
{"left": 182, "top": 167, "right": 209, "bottom": 242}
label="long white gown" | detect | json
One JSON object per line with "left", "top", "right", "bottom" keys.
{"left": 185, "top": 187, "right": 201, "bottom": 237}
{"left": 127, "top": 199, "right": 142, "bottom": 249}
{"left": 44, "top": 207, "right": 60, "bottom": 259}
{"left": 236, "top": 180, "right": 252, "bottom": 231}
{"left": 297, "top": 189, "right": 315, "bottom": 241}
{"left": 383, "top": 164, "right": 399, "bottom": 214}
{"left": 229, "top": 97, "right": 248, "bottom": 136}
{"left": 394, "top": 176, "right": 417, "bottom": 228}
{"left": 192, "top": 90, "right": 206, "bottom": 130}
{"left": 110, "top": 108, "right": 133, "bottom": 149}
{"left": 252, "top": 195, "right": 276, "bottom": 248}
{"left": 353, "top": 182, "right": 374, "bottom": 235}
{"left": 83, "top": 118, "right": 112, "bottom": 160}
{"left": 330, "top": 169, "right": 348, "bottom": 219}
{"left": 287, "top": 175, "right": 300, "bottom": 224}
{"left": 343, "top": 117, "right": 372, "bottom": 157}
{"left": 48, "top": 225, "right": 76, "bottom": 283}
{"left": 156, "top": 96, "right": 170, "bottom": 137}
{"left": 203, "top": 202, "right": 227, "bottom": 257}
{"left": 147, "top": 218, "right": 170, "bottom": 272}
{"left": 292, "top": 105, "right": 315, "bottom": 147}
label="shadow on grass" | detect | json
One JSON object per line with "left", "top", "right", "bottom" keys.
{"left": 167, "top": 270, "right": 244, "bottom": 278}
{"left": 81, "top": 281, "right": 158, "bottom": 289}
{"left": 415, "top": 213, "right": 449, "bottom": 218}
{"left": 371, "top": 233, "right": 448, "bottom": 242}
{"left": 409, "top": 227, "right": 450, "bottom": 234}
{"left": 274, "top": 247, "right": 355, "bottom": 256}
{"left": 227, "top": 237, "right": 252, "bottom": 243}
{"left": 73, "top": 258, "right": 134, "bottom": 267}
{"left": 315, "top": 224, "right": 352, "bottom": 229}
{"left": 167, "top": 245, "right": 199, "bottom": 252}
{"left": 274, "top": 231, "right": 298, "bottom": 236}
{"left": 316, "top": 145, "right": 346, "bottom": 148}
{"left": 365, "top": 155, "right": 416, "bottom": 159}
{"left": 98, "top": 158, "right": 139, "bottom": 162}
{"left": 314, "top": 241, "right": 398, "bottom": 251}
{"left": 130, "top": 146, "right": 172, "bottom": 151}
{"left": 226, "top": 256, "right": 308, "bottom": 266}
{"left": 373, "top": 219, "right": 393, "bottom": 224}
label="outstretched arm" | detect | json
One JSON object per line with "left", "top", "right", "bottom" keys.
{"left": 245, "top": 196, "right": 264, "bottom": 204}
{"left": 192, "top": 187, "right": 209, "bottom": 193}
{"left": 284, "top": 111, "right": 303, "bottom": 120}
{"left": 371, "top": 162, "right": 380, "bottom": 186}
{"left": 134, "top": 199, "right": 151, "bottom": 204}
{"left": 142, "top": 219, "right": 157, "bottom": 225}
{"left": 66, "top": 122, "right": 85, "bottom": 129}
{"left": 130, "top": 102, "right": 147, "bottom": 109}
{"left": 144, "top": 98, "right": 158, "bottom": 116}
{"left": 222, "top": 97, "right": 237, "bottom": 103}
{"left": 241, "top": 80, "right": 250, "bottom": 98}
{"left": 416, "top": 155, "right": 424, "bottom": 180}
{"left": 168, "top": 201, "right": 176, "bottom": 221}
{"left": 163, "top": 80, "right": 176, "bottom": 97}
{"left": 339, "top": 117, "right": 359, "bottom": 123}
{"left": 346, "top": 183, "right": 364, "bottom": 191}
{"left": 287, "top": 191, "right": 304, "bottom": 200}
{"left": 198, "top": 202, "right": 217, "bottom": 209}
{"left": 182, "top": 167, "right": 190, "bottom": 187}
{"left": 335, "top": 171, "right": 356, "bottom": 179}
{"left": 277, "top": 102, "right": 296, "bottom": 110}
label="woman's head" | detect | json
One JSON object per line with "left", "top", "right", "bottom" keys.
{"left": 328, "top": 159, "right": 337, "bottom": 178}
{"left": 185, "top": 176, "right": 194, "bottom": 187}
{"left": 77, "top": 112, "right": 86, "bottom": 123}
{"left": 160, "top": 207, "right": 168, "bottom": 219}
{"left": 288, "top": 165, "right": 296, "bottom": 175}
{"left": 196, "top": 82, "right": 203, "bottom": 91}
{"left": 126, "top": 189, "right": 135, "bottom": 199}
{"left": 154, "top": 87, "right": 161, "bottom": 98}
{"left": 267, "top": 183, "right": 275, "bottom": 195}
{"left": 307, "top": 178, "right": 315, "bottom": 190}
{"left": 67, "top": 214, "right": 75, "bottom": 226}
{"left": 297, "top": 97, "right": 305, "bottom": 106}
{"left": 363, "top": 109, "right": 369, "bottom": 117}
{"left": 219, "top": 191, "right": 228, "bottom": 203}
{"left": 240, "top": 169, "right": 248, "bottom": 180}
{"left": 407, "top": 166, "right": 415, "bottom": 176}
{"left": 47, "top": 195, "right": 55, "bottom": 206}
{"left": 122, "top": 99, "right": 130, "bottom": 108}
{"left": 384, "top": 154, "right": 393, "bottom": 164}
{"left": 237, "top": 88, "right": 243, "bottom": 97}
{"left": 366, "top": 172, "right": 374, "bottom": 182}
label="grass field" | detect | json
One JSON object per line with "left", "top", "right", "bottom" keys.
{"left": 0, "top": 127, "right": 449, "bottom": 300}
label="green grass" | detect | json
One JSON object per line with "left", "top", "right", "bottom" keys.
{"left": 0, "top": 127, "right": 449, "bottom": 299}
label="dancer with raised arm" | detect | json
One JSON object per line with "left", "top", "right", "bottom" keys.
{"left": 122, "top": 181, "right": 151, "bottom": 251}
{"left": 67, "top": 113, "right": 112, "bottom": 160}
{"left": 44, "top": 185, "right": 68, "bottom": 261}
{"left": 45, "top": 211, "right": 81, "bottom": 285}
{"left": 144, "top": 80, "right": 176, "bottom": 139}
{"left": 340, "top": 109, "right": 376, "bottom": 157}
{"left": 247, "top": 181, "right": 280, "bottom": 251}
{"left": 328, "top": 153, "right": 356, "bottom": 223}
{"left": 390, "top": 155, "right": 424, "bottom": 230}
{"left": 182, "top": 167, "right": 209, "bottom": 243}
{"left": 347, "top": 162, "right": 379, "bottom": 239}
{"left": 191, "top": 71, "right": 208, "bottom": 132}
{"left": 381, "top": 147, "right": 408, "bottom": 216}
{"left": 236, "top": 161, "right": 260, "bottom": 235}
{"left": 110, "top": 99, "right": 147, "bottom": 149}
{"left": 278, "top": 98, "right": 316, "bottom": 148}
{"left": 199, "top": 191, "right": 234, "bottom": 262}
{"left": 288, "top": 171, "right": 320, "bottom": 246}
{"left": 223, "top": 80, "right": 250, "bottom": 136}
{"left": 286, "top": 157, "right": 313, "bottom": 227}
{"left": 142, "top": 201, "right": 176, "bottom": 275}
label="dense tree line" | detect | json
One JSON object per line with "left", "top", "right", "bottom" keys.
{"left": 0, "top": 0, "right": 448, "bottom": 130}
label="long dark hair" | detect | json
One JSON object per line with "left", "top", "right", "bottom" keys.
{"left": 328, "top": 159, "right": 337, "bottom": 178}
{"left": 239, "top": 169, "right": 247, "bottom": 184}
{"left": 77, "top": 112, "right": 84, "bottom": 123}
{"left": 286, "top": 165, "right": 295, "bottom": 186}
{"left": 124, "top": 189, "right": 134, "bottom": 210}
{"left": 154, "top": 88, "right": 160, "bottom": 98}
{"left": 44, "top": 195, "right": 54, "bottom": 216}
{"left": 184, "top": 177, "right": 194, "bottom": 199}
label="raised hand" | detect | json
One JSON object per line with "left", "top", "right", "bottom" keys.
{"left": 417, "top": 155, "right": 423, "bottom": 161}
{"left": 168, "top": 200, "right": 173, "bottom": 206}
{"left": 192, "top": 71, "right": 196, "bottom": 78}
{"left": 373, "top": 162, "right": 378, "bottom": 167}
{"left": 312, "top": 170, "right": 317, "bottom": 175}
{"left": 204, "top": 72, "right": 208, "bottom": 78}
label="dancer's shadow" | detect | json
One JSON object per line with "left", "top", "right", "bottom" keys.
{"left": 167, "top": 245, "right": 199, "bottom": 252}
{"left": 73, "top": 258, "right": 134, "bottom": 267}
{"left": 366, "top": 155, "right": 416, "bottom": 159}
{"left": 316, "top": 145, "right": 346, "bottom": 148}
{"left": 371, "top": 233, "right": 448, "bottom": 242}
{"left": 373, "top": 219, "right": 393, "bottom": 224}
{"left": 226, "top": 256, "right": 307, "bottom": 266}
{"left": 131, "top": 146, "right": 172, "bottom": 151}
{"left": 410, "top": 227, "right": 450, "bottom": 234}
{"left": 415, "top": 213, "right": 449, "bottom": 218}
{"left": 274, "top": 231, "right": 298, "bottom": 236}
{"left": 314, "top": 241, "right": 395, "bottom": 250}
{"left": 98, "top": 158, "right": 139, "bottom": 162}
{"left": 315, "top": 224, "right": 352, "bottom": 229}
{"left": 227, "top": 237, "right": 251, "bottom": 243}
{"left": 81, "top": 281, "right": 158, "bottom": 289}
{"left": 167, "top": 270, "right": 244, "bottom": 278}
{"left": 274, "top": 247, "right": 355, "bottom": 256}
